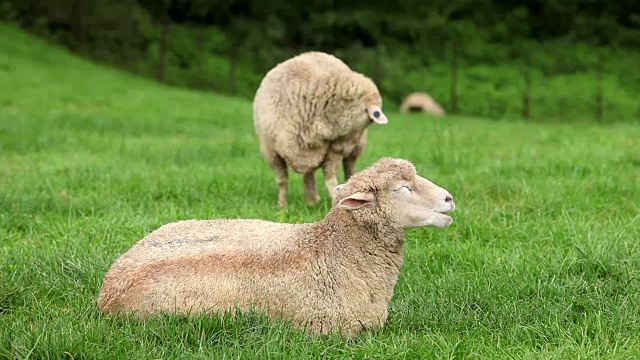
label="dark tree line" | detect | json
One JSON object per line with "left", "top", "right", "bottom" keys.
{"left": 5, "top": 0, "right": 638, "bottom": 55}
{"left": 2, "top": 0, "right": 638, "bottom": 121}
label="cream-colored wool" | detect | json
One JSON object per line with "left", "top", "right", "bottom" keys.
{"left": 400, "top": 92, "right": 445, "bottom": 116}
{"left": 253, "top": 51, "right": 388, "bottom": 208}
{"left": 97, "top": 158, "right": 456, "bottom": 337}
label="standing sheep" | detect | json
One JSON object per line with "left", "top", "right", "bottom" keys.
{"left": 253, "top": 51, "right": 388, "bottom": 208}
{"left": 97, "top": 157, "right": 456, "bottom": 337}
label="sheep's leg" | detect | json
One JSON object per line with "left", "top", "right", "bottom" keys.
{"left": 303, "top": 170, "right": 320, "bottom": 205}
{"left": 343, "top": 131, "right": 367, "bottom": 181}
{"left": 342, "top": 147, "right": 362, "bottom": 181}
{"left": 322, "top": 151, "right": 343, "bottom": 201}
{"left": 263, "top": 149, "right": 289, "bottom": 208}
{"left": 273, "top": 158, "right": 289, "bottom": 208}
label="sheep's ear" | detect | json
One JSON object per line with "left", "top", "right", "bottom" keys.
{"left": 333, "top": 184, "right": 346, "bottom": 194}
{"left": 337, "top": 191, "right": 375, "bottom": 210}
{"left": 367, "top": 105, "right": 388, "bottom": 124}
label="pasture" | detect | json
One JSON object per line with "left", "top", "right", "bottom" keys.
{"left": 1, "top": 25, "right": 639, "bottom": 359}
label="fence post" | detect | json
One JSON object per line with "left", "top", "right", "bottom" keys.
{"left": 522, "top": 65, "right": 531, "bottom": 120}
{"left": 373, "top": 45, "right": 384, "bottom": 91}
{"left": 450, "top": 39, "right": 458, "bottom": 113}
{"left": 156, "top": 15, "right": 169, "bottom": 83}
{"left": 228, "top": 42, "right": 238, "bottom": 95}
{"left": 595, "top": 53, "right": 604, "bottom": 122}
{"left": 194, "top": 27, "right": 208, "bottom": 89}
{"left": 73, "top": 0, "right": 89, "bottom": 51}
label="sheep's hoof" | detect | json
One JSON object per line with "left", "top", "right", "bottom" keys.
{"left": 277, "top": 199, "right": 288, "bottom": 209}
{"left": 305, "top": 194, "right": 320, "bottom": 205}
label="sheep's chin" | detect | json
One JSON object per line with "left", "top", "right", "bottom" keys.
{"left": 430, "top": 212, "right": 453, "bottom": 228}
{"left": 402, "top": 210, "right": 453, "bottom": 229}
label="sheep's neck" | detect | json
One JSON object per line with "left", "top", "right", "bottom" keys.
{"left": 313, "top": 210, "right": 406, "bottom": 315}
{"left": 320, "top": 210, "right": 405, "bottom": 270}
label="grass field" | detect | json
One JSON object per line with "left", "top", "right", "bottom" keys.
{"left": 1, "top": 24, "right": 640, "bottom": 359}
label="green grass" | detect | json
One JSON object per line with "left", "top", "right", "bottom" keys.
{"left": 1, "top": 24, "right": 640, "bottom": 359}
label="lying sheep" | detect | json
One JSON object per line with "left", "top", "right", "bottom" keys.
{"left": 97, "top": 157, "right": 456, "bottom": 337}
{"left": 253, "top": 51, "right": 388, "bottom": 208}
{"left": 400, "top": 92, "right": 445, "bottom": 116}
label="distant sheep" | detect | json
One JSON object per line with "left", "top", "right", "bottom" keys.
{"left": 97, "top": 157, "right": 456, "bottom": 337}
{"left": 400, "top": 92, "right": 445, "bottom": 116}
{"left": 253, "top": 51, "right": 388, "bottom": 208}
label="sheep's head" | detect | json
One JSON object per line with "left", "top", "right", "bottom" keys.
{"left": 343, "top": 72, "right": 387, "bottom": 125}
{"left": 363, "top": 81, "right": 387, "bottom": 125}
{"left": 366, "top": 103, "right": 387, "bottom": 124}
{"left": 332, "top": 158, "right": 455, "bottom": 229}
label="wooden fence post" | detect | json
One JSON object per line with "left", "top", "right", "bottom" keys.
{"left": 522, "top": 66, "right": 531, "bottom": 120}
{"left": 373, "top": 46, "right": 384, "bottom": 93}
{"left": 450, "top": 39, "right": 458, "bottom": 113}
{"left": 595, "top": 53, "right": 604, "bottom": 122}
{"left": 228, "top": 42, "right": 238, "bottom": 95}
{"left": 156, "top": 15, "right": 169, "bottom": 83}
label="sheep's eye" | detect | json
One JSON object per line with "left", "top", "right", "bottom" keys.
{"left": 395, "top": 185, "right": 412, "bottom": 193}
{"left": 403, "top": 185, "right": 412, "bottom": 192}
{"left": 373, "top": 110, "right": 381, "bottom": 118}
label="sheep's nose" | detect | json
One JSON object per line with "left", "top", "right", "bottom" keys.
{"left": 445, "top": 195, "right": 453, "bottom": 203}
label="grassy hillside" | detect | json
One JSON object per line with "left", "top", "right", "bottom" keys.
{"left": 14, "top": 19, "right": 640, "bottom": 123}
{"left": 1, "top": 24, "right": 640, "bottom": 359}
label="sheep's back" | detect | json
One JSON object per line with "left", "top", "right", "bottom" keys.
{"left": 138, "top": 219, "right": 299, "bottom": 256}
{"left": 103, "top": 220, "right": 299, "bottom": 279}
{"left": 253, "top": 52, "right": 353, "bottom": 130}
{"left": 98, "top": 219, "right": 313, "bottom": 312}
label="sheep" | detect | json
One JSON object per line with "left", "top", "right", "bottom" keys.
{"left": 400, "top": 92, "right": 445, "bottom": 116}
{"left": 97, "top": 157, "right": 456, "bottom": 337}
{"left": 252, "top": 51, "right": 388, "bottom": 208}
